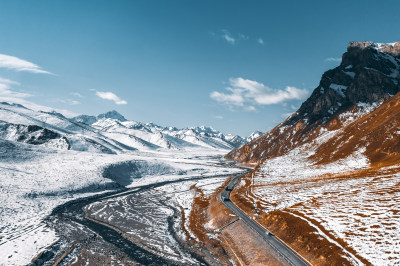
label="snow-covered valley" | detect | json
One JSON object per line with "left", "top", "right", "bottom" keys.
{"left": 0, "top": 101, "right": 246, "bottom": 265}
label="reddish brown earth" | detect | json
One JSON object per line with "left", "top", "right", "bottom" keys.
{"left": 311, "top": 92, "right": 400, "bottom": 166}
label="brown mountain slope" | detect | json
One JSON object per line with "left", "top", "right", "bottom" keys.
{"left": 227, "top": 92, "right": 400, "bottom": 264}
{"left": 311, "top": 91, "right": 400, "bottom": 167}
{"left": 226, "top": 41, "right": 400, "bottom": 163}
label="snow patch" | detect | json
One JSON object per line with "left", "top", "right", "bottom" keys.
{"left": 329, "top": 84, "right": 348, "bottom": 97}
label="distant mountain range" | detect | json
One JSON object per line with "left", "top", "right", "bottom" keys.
{"left": 0, "top": 102, "right": 261, "bottom": 153}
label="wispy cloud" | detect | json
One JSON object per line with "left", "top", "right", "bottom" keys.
{"left": 0, "top": 54, "right": 52, "bottom": 74}
{"left": 222, "top": 30, "right": 236, "bottom": 44}
{"left": 210, "top": 77, "right": 309, "bottom": 111}
{"left": 52, "top": 98, "right": 80, "bottom": 105}
{"left": 220, "top": 30, "right": 248, "bottom": 45}
{"left": 325, "top": 57, "right": 342, "bottom": 63}
{"left": 214, "top": 115, "right": 223, "bottom": 119}
{"left": 70, "top": 92, "right": 84, "bottom": 98}
{"left": 258, "top": 38, "right": 264, "bottom": 44}
{"left": 0, "top": 77, "right": 31, "bottom": 98}
{"left": 95, "top": 91, "right": 127, "bottom": 105}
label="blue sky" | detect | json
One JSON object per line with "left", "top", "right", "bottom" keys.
{"left": 0, "top": 0, "right": 399, "bottom": 136}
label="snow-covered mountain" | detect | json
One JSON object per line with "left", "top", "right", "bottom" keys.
{"left": 89, "top": 114, "right": 248, "bottom": 150}
{"left": 71, "top": 110, "right": 127, "bottom": 125}
{"left": 246, "top": 130, "right": 263, "bottom": 142}
{"left": 0, "top": 103, "right": 250, "bottom": 153}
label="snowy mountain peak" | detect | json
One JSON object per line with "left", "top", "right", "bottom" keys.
{"left": 291, "top": 40, "right": 400, "bottom": 126}
{"left": 246, "top": 130, "right": 264, "bottom": 142}
{"left": 71, "top": 110, "right": 126, "bottom": 125}
{"left": 97, "top": 110, "right": 127, "bottom": 122}
{"left": 188, "top": 126, "right": 218, "bottom": 134}
{"left": 348, "top": 41, "right": 400, "bottom": 56}
{"left": 71, "top": 114, "right": 97, "bottom": 125}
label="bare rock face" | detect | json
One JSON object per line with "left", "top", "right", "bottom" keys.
{"left": 290, "top": 40, "right": 400, "bottom": 126}
{"left": 348, "top": 41, "right": 400, "bottom": 56}
{"left": 0, "top": 121, "right": 70, "bottom": 149}
{"left": 226, "top": 41, "right": 400, "bottom": 163}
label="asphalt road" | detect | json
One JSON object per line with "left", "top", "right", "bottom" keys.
{"left": 221, "top": 173, "right": 310, "bottom": 266}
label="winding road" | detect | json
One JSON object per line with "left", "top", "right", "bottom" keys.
{"left": 221, "top": 173, "right": 311, "bottom": 266}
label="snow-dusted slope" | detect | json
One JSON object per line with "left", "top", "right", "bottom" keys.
{"left": 0, "top": 103, "right": 132, "bottom": 154}
{"left": 235, "top": 94, "right": 400, "bottom": 264}
{"left": 246, "top": 130, "right": 264, "bottom": 142}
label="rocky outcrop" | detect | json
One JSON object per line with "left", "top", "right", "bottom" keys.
{"left": 0, "top": 122, "right": 70, "bottom": 149}
{"left": 291, "top": 40, "right": 400, "bottom": 126}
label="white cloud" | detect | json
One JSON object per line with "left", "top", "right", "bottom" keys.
{"left": 95, "top": 91, "right": 127, "bottom": 105}
{"left": 214, "top": 115, "right": 223, "bottom": 119}
{"left": 0, "top": 77, "right": 31, "bottom": 99}
{"left": 52, "top": 98, "right": 81, "bottom": 105}
{"left": 258, "top": 38, "right": 264, "bottom": 44}
{"left": 210, "top": 89, "right": 244, "bottom": 107}
{"left": 220, "top": 30, "right": 248, "bottom": 45}
{"left": 210, "top": 77, "right": 309, "bottom": 111}
{"left": 244, "top": 105, "right": 257, "bottom": 112}
{"left": 0, "top": 54, "right": 52, "bottom": 74}
{"left": 222, "top": 30, "right": 236, "bottom": 44}
{"left": 325, "top": 57, "right": 342, "bottom": 63}
{"left": 70, "top": 92, "right": 84, "bottom": 98}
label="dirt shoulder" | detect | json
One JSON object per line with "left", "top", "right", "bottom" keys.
{"left": 187, "top": 175, "right": 288, "bottom": 265}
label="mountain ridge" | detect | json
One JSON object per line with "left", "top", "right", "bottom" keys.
{"left": 0, "top": 101, "right": 257, "bottom": 153}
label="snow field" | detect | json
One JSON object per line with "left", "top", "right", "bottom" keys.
{"left": 246, "top": 126, "right": 399, "bottom": 264}
{"left": 0, "top": 141, "right": 241, "bottom": 265}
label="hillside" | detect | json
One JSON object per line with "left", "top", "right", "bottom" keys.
{"left": 224, "top": 41, "right": 400, "bottom": 265}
